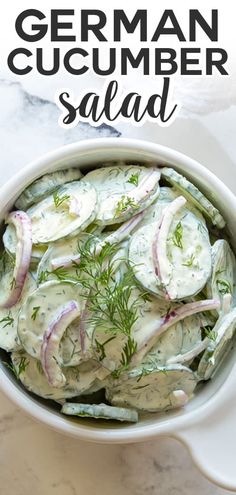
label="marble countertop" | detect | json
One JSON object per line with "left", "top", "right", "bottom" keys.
{"left": 0, "top": 79, "right": 235, "bottom": 495}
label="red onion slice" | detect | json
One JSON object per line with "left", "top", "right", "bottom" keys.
{"left": 152, "top": 196, "right": 186, "bottom": 299}
{"left": 126, "top": 168, "right": 160, "bottom": 207}
{"left": 69, "top": 196, "right": 81, "bottom": 216}
{"left": 132, "top": 298, "right": 220, "bottom": 365}
{"left": 41, "top": 300, "right": 80, "bottom": 388}
{"left": 95, "top": 210, "right": 145, "bottom": 255}
{"left": 1, "top": 211, "right": 32, "bottom": 308}
{"left": 170, "top": 390, "right": 189, "bottom": 407}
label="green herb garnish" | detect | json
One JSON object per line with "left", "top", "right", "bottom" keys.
{"left": 31, "top": 306, "right": 40, "bottom": 321}
{"left": 115, "top": 195, "right": 139, "bottom": 217}
{"left": 0, "top": 314, "right": 14, "bottom": 328}
{"left": 182, "top": 254, "right": 195, "bottom": 267}
{"left": 120, "top": 337, "right": 137, "bottom": 368}
{"left": 36, "top": 361, "right": 44, "bottom": 374}
{"left": 216, "top": 278, "right": 232, "bottom": 295}
{"left": 10, "top": 277, "right": 16, "bottom": 290}
{"left": 202, "top": 325, "right": 217, "bottom": 342}
{"left": 95, "top": 336, "right": 116, "bottom": 362}
{"left": 3, "top": 356, "right": 29, "bottom": 379}
{"left": 74, "top": 239, "right": 144, "bottom": 376}
{"left": 38, "top": 266, "right": 71, "bottom": 284}
{"left": 172, "top": 221, "right": 183, "bottom": 249}
{"left": 127, "top": 173, "right": 140, "bottom": 187}
{"left": 53, "top": 190, "right": 70, "bottom": 208}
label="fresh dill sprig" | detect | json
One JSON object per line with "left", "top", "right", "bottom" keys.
{"left": 0, "top": 314, "right": 14, "bottom": 328}
{"left": 216, "top": 278, "right": 232, "bottom": 295}
{"left": 95, "top": 336, "right": 116, "bottom": 361}
{"left": 38, "top": 266, "right": 71, "bottom": 284}
{"left": 202, "top": 325, "right": 217, "bottom": 342}
{"left": 10, "top": 277, "right": 16, "bottom": 290}
{"left": 74, "top": 238, "right": 145, "bottom": 375}
{"left": 31, "top": 306, "right": 40, "bottom": 321}
{"left": 127, "top": 173, "right": 140, "bottom": 187}
{"left": 3, "top": 356, "right": 29, "bottom": 379}
{"left": 53, "top": 190, "right": 70, "bottom": 208}
{"left": 115, "top": 195, "right": 139, "bottom": 217}
{"left": 36, "top": 360, "right": 44, "bottom": 374}
{"left": 182, "top": 254, "right": 195, "bottom": 267}
{"left": 120, "top": 337, "right": 137, "bottom": 367}
{"left": 172, "top": 221, "right": 183, "bottom": 249}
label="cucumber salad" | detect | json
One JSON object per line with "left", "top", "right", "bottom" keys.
{"left": 0, "top": 164, "right": 235, "bottom": 424}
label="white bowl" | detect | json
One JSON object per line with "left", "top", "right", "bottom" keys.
{"left": 1, "top": 138, "right": 236, "bottom": 491}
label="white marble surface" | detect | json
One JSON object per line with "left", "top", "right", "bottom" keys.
{"left": 0, "top": 79, "right": 235, "bottom": 495}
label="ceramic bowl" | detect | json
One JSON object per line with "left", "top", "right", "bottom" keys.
{"left": 0, "top": 138, "right": 236, "bottom": 491}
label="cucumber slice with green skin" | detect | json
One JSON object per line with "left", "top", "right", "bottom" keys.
{"left": 144, "top": 322, "right": 183, "bottom": 365}
{"left": 3, "top": 224, "right": 47, "bottom": 262}
{"left": 132, "top": 298, "right": 220, "bottom": 367}
{"left": 17, "top": 281, "right": 84, "bottom": 361}
{"left": 156, "top": 207, "right": 212, "bottom": 300}
{"left": 27, "top": 181, "right": 97, "bottom": 244}
{"left": 147, "top": 314, "right": 202, "bottom": 365}
{"left": 83, "top": 165, "right": 160, "bottom": 225}
{"left": 36, "top": 233, "right": 100, "bottom": 285}
{"left": 206, "top": 240, "right": 236, "bottom": 314}
{"left": 106, "top": 364, "right": 197, "bottom": 412}
{"left": 136, "top": 187, "right": 206, "bottom": 231}
{"left": 129, "top": 223, "right": 165, "bottom": 297}
{"left": 15, "top": 168, "right": 83, "bottom": 210}
{"left": 161, "top": 167, "right": 225, "bottom": 229}
{"left": 198, "top": 307, "right": 236, "bottom": 380}
{"left": 130, "top": 209, "right": 211, "bottom": 300}
{"left": 11, "top": 351, "right": 100, "bottom": 401}
{"left": 0, "top": 272, "right": 37, "bottom": 352}
{"left": 61, "top": 402, "right": 138, "bottom": 422}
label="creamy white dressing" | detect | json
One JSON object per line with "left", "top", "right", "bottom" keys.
{"left": 0, "top": 163, "right": 233, "bottom": 419}
{"left": 27, "top": 181, "right": 97, "bottom": 243}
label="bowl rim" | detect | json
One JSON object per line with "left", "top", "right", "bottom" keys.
{"left": 0, "top": 136, "right": 236, "bottom": 443}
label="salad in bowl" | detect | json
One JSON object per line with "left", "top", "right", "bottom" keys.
{"left": 0, "top": 157, "right": 235, "bottom": 424}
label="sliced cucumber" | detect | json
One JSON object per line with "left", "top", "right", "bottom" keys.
{"left": 161, "top": 167, "right": 225, "bottom": 228}
{"left": 129, "top": 223, "right": 165, "bottom": 297}
{"left": 137, "top": 186, "right": 206, "bottom": 230}
{"left": 161, "top": 211, "right": 212, "bottom": 300}
{"left": 83, "top": 165, "right": 160, "bottom": 225}
{"left": 0, "top": 272, "right": 37, "bottom": 352}
{"left": 3, "top": 224, "right": 47, "bottom": 262}
{"left": 61, "top": 402, "right": 138, "bottom": 422}
{"left": 130, "top": 210, "right": 211, "bottom": 300}
{"left": 181, "top": 314, "right": 202, "bottom": 352}
{"left": 198, "top": 307, "right": 236, "bottom": 380}
{"left": 92, "top": 287, "right": 174, "bottom": 371}
{"left": 15, "top": 168, "right": 83, "bottom": 210}
{"left": 146, "top": 314, "right": 202, "bottom": 365}
{"left": 36, "top": 233, "right": 99, "bottom": 285}
{"left": 144, "top": 322, "right": 183, "bottom": 365}
{"left": 3, "top": 224, "right": 16, "bottom": 257}
{"left": 17, "top": 281, "right": 84, "bottom": 360}
{"left": 106, "top": 364, "right": 197, "bottom": 412}
{"left": 206, "top": 239, "right": 236, "bottom": 314}
{"left": 11, "top": 351, "right": 100, "bottom": 401}
{"left": 60, "top": 316, "right": 91, "bottom": 367}
{"left": 27, "top": 181, "right": 97, "bottom": 244}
